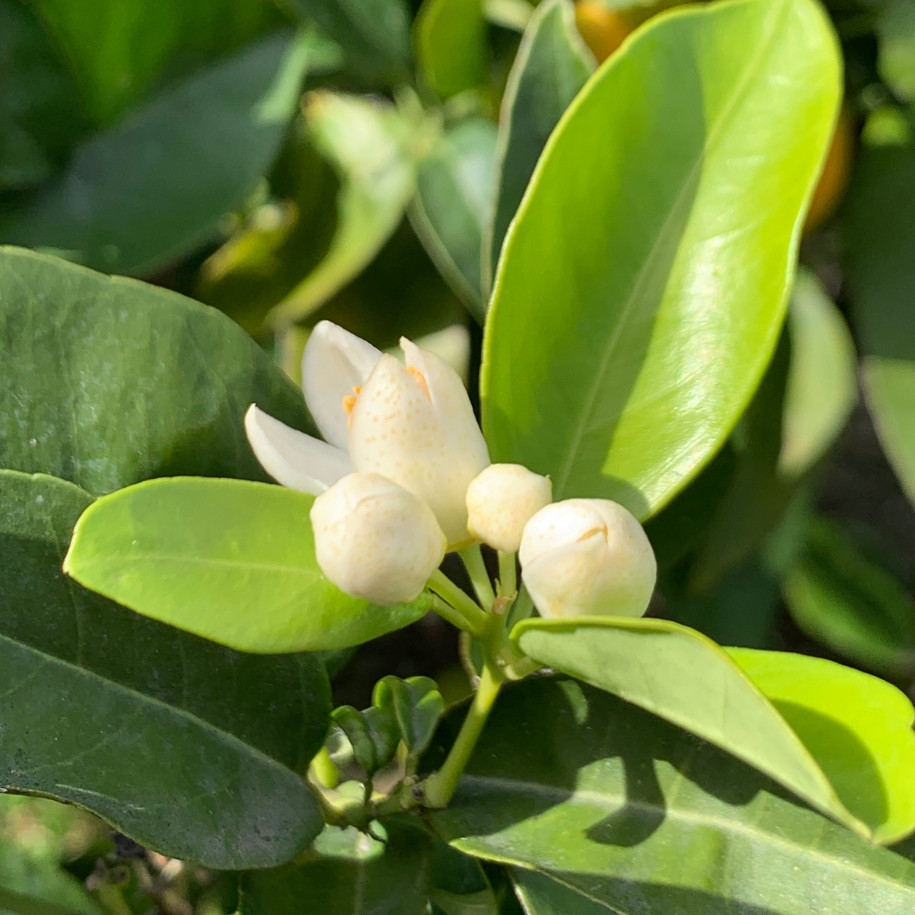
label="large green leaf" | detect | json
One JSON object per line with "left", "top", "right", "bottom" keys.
{"left": 779, "top": 269, "right": 856, "bottom": 478}
{"left": 0, "top": 246, "right": 310, "bottom": 495}
{"left": 841, "top": 145, "right": 915, "bottom": 506}
{"left": 30, "top": 0, "right": 285, "bottom": 125}
{"left": 240, "top": 820, "right": 432, "bottom": 914}
{"left": 485, "top": 0, "right": 594, "bottom": 292}
{"left": 429, "top": 678, "right": 915, "bottom": 914}
{"left": 784, "top": 516, "right": 915, "bottom": 677}
{"left": 284, "top": 0, "right": 410, "bottom": 85}
{"left": 64, "top": 477, "right": 433, "bottom": 653}
{"left": 412, "top": 119, "right": 499, "bottom": 321}
{"left": 0, "top": 0, "right": 88, "bottom": 191}
{"left": 512, "top": 616, "right": 915, "bottom": 840}
{"left": 727, "top": 647, "right": 915, "bottom": 846}
{"left": 415, "top": 0, "right": 487, "bottom": 100}
{"left": 482, "top": 0, "right": 841, "bottom": 519}
{"left": 0, "top": 32, "right": 309, "bottom": 276}
{"left": 267, "top": 92, "right": 416, "bottom": 326}
{"left": 0, "top": 471, "right": 330, "bottom": 869}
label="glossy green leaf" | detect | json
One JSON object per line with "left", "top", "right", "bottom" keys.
{"left": 429, "top": 678, "right": 915, "bottom": 914}
{"left": 374, "top": 676, "right": 446, "bottom": 756}
{"left": 412, "top": 119, "right": 499, "bottom": 321}
{"left": 485, "top": 0, "right": 594, "bottom": 291}
{"left": 29, "top": 0, "right": 284, "bottom": 125}
{"left": 727, "top": 647, "right": 915, "bottom": 845}
{"left": 240, "top": 820, "right": 432, "bottom": 915}
{"left": 0, "top": 0, "right": 88, "bottom": 191}
{"left": 779, "top": 270, "right": 856, "bottom": 478}
{"left": 268, "top": 92, "right": 416, "bottom": 326}
{"left": 0, "top": 471, "right": 330, "bottom": 868}
{"left": 64, "top": 477, "right": 432, "bottom": 653}
{"left": 0, "top": 246, "right": 310, "bottom": 495}
{"left": 783, "top": 516, "right": 915, "bottom": 677}
{"left": 416, "top": 0, "right": 487, "bottom": 100}
{"left": 511, "top": 617, "right": 870, "bottom": 837}
{"left": 842, "top": 145, "right": 915, "bottom": 506}
{"left": 284, "top": 0, "right": 410, "bottom": 85}
{"left": 482, "top": 0, "right": 842, "bottom": 519}
{"left": 0, "top": 32, "right": 309, "bottom": 276}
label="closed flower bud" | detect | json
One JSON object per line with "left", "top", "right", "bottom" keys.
{"left": 348, "top": 338, "right": 490, "bottom": 548}
{"left": 466, "top": 463, "right": 552, "bottom": 553}
{"left": 519, "top": 499, "right": 656, "bottom": 619}
{"left": 310, "top": 472, "right": 446, "bottom": 605}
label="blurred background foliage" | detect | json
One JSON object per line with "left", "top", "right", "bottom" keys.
{"left": 2, "top": 0, "right": 915, "bottom": 910}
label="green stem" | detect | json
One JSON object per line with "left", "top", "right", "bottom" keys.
{"left": 459, "top": 544, "right": 495, "bottom": 610}
{"left": 497, "top": 550, "right": 517, "bottom": 599}
{"left": 423, "top": 662, "right": 504, "bottom": 808}
{"left": 428, "top": 571, "right": 489, "bottom": 634}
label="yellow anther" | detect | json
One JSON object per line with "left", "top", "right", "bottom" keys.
{"left": 342, "top": 386, "right": 361, "bottom": 424}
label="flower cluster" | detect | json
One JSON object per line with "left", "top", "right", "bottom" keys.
{"left": 246, "top": 322, "right": 656, "bottom": 618}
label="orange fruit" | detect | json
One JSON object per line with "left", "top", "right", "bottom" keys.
{"left": 804, "top": 107, "right": 855, "bottom": 233}
{"left": 574, "top": 1, "right": 633, "bottom": 63}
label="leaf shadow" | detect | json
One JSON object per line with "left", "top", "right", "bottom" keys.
{"left": 425, "top": 676, "right": 897, "bottom": 912}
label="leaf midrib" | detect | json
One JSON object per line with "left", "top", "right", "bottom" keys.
{"left": 451, "top": 774, "right": 915, "bottom": 893}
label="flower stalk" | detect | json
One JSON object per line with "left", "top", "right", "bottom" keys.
{"left": 422, "top": 661, "right": 505, "bottom": 809}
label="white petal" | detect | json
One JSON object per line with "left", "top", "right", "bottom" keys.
{"left": 245, "top": 404, "right": 352, "bottom": 494}
{"left": 302, "top": 321, "right": 381, "bottom": 450}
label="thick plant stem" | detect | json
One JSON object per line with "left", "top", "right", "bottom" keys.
{"left": 459, "top": 544, "right": 496, "bottom": 609}
{"left": 428, "top": 571, "right": 489, "bottom": 634}
{"left": 423, "top": 663, "right": 504, "bottom": 808}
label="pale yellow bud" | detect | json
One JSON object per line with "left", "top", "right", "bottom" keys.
{"left": 519, "top": 499, "right": 656, "bottom": 619}
{"left": 310, "top": 472, "right": 446, "bottom": 605}
{"left": 466, "top": 463, "right": 552, "bottom": 553}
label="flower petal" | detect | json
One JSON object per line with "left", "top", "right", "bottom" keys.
{"left": 302, "top": 321, "right": 381, "bottom": 450}
{"left": 350, "top": 351, "right": 489, "bottom": 547}
{"left": 245, "top": 404, "right": 352, "bottom": 494}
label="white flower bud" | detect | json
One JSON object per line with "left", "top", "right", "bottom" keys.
{"left": 310, "top": 472, "right": 446, "bottom": 605}
{"left": 466, "top": 463, "right": 552, "bottom": 553}
{"left": 348, "top": 339, "right": 490, "bottom": 548}
{"left": 519, "top": 499, "right": 656, "bottom": 619}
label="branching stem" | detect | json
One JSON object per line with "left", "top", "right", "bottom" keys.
{"left": 459, "top": 544, "right": 496, "bottom": 610}
{"left": 428, "top": 571, "right": 488, "bottom": 635}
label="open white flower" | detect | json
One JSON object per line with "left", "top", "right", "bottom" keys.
{"left": 245, "top": 321, "right": 489, "bottom": 548}
{"left": 519, "top": 499, "right": 656, "bottom": 619}
{"left": 311, "top": 472, "right": 446, "bottom": 604}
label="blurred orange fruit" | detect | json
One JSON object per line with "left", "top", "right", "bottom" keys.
{"left": 804, "top": 107, "right": 855, "bottom": 233}
{"left": 574, "top": 1, "right": 633, "bottom": 63}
